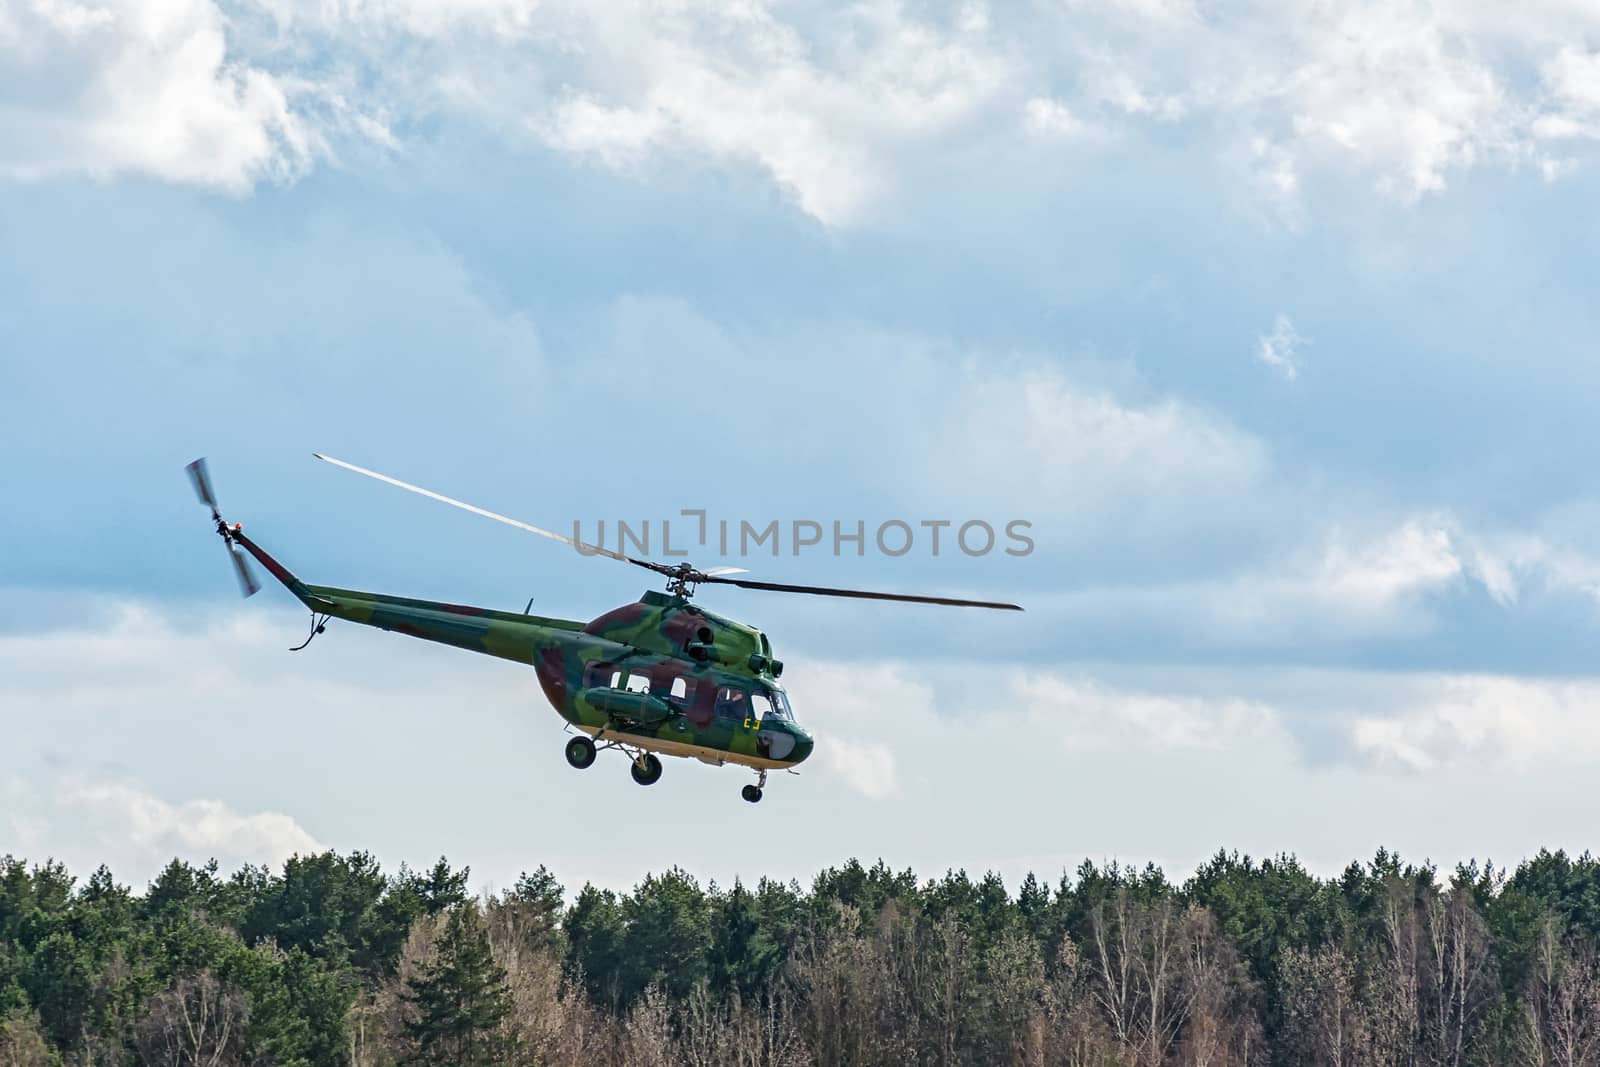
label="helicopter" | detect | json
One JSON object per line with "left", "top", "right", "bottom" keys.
{"left": 187, "top": 455, "right": 1022, "bottom": 804}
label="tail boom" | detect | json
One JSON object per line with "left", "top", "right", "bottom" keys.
{"left": 229, "top": 527, "right": 584, "bottom": 666}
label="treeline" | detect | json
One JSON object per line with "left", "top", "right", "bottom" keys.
{"left": 4, "top": 849, "right": 1600, "bottom": 1065}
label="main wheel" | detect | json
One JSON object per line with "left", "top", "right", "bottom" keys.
{"left": 565, "top": 736, "right": 596, "bottom": 769}
{"left": 630, "top": 753, "right": 663, "bottom": 786}
{"left": 741, "top": 784, "right": 763, "bottom": 804}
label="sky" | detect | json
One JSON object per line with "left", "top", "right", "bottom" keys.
{"left": 5, "top": 0, "right": 1600, "bottom": 898}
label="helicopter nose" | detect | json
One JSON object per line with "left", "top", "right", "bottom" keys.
{"left": 789, "top": 729, "right": 814, "bottom": 765}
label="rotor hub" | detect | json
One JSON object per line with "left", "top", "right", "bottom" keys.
{"left": 664, "top": 562, "right": 702, "bottom": 599}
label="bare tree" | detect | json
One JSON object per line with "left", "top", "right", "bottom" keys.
{"left": 134, "top": 971, "right": 247, "bottom": 1067}
{"left": 0, "top": 1010, "right": 54, "bottom": 1067}
{"left": 1085, "top": 890, "right": 1194, "bottom": 1066}
{"left": 1178, "top": 907, "right": 1261, "bottom": 1067}
{"left": 732, "top": 986, "right": 810, "bottom": 1067}
{"left": 1420, "top": 886, "right": 1495, "bottom": 1067}
{"left": 1042, "top": 939, "right": 1121, "bottom": 1067}
{"left": 926, "top": 911, "right": 972, "bottom": 1067}
{"left": 344, "top": 994, "right": 389, "bottom": 1067}
{"left": 484, "top": 892, "right": 575, "bottom": 1064}
{"left": 676, "top": 982, "right": 724, "bottom": 1067}
{"left": 666, "top": 982, "right": 809, "bottom": 1067}
{"left": 1087, "top": 893, "right": 1137, "bottom": 1052}
{"left": 1279, "top": 946, "right": 1368, "bottom": 1067}
{"left": 621, "top": 985, "right": 675, "bottom": 1067}
{"left": 851, "top": 898, "right": 920, "bottom": 1063}
{"left": 789, "top": 906, "right": 879, "bottom": 1067}
{"left": 1517, "top": 915, "right": 1600, "bottom": 1067}
{"left": 349, "top": 912, "right": 447, "bottom": 1067}
{"left": 1370, "top": 878, "right": 1423, "bottom": 1067}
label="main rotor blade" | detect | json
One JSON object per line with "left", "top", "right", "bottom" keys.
{"left": 228, "top": 545, "right": 261, "bottom": 598}
{"left": 313, "top": 454, "right": 656, "bottom": 571}
{"left": 187, "top": 458, "right": 218, "bottom": 513}
{"left": 703, "top": 574, "right": 1022, "bottom": 610}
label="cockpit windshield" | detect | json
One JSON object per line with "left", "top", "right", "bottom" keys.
{"left": 764, "top": 686, "right": 794, "bottom": 721}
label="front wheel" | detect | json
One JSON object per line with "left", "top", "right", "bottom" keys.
{"left": 630, "top": 753, "right": 663, "bottom": 786}
{"left": 741, "top": 784, "right": 763, "bottom": 804}
{"left": 565, "top": 736, "right": 596, "bottom": 770}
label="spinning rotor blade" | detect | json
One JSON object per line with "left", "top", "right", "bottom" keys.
{"left": 313, "top": 455, "right": 1022, "bottom": 610}
{"left": 187, "top": 458, "right": 219, "bottom": 515}
{"left": 313, "top": 454, "right": 660, "bottom": 574}
{"left": 228, "top": 543, "right": 261, "bottom": 597}
{"left": 701, "top": 574, "right": 1022, "bottom": 611}
{"left": 187, "top": 456, "right": 260, "bottom": 598}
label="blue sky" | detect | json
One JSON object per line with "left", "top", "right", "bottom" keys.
{"left": 5, "top": 0, "right": 1600, "bottom": 894}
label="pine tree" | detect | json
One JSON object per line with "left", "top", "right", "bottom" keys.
{"left": 402, "top": 905, "right": 513, "bottom": 1066}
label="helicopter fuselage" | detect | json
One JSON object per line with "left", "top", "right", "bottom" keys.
{"left": 233, "top": 530, "right": 814, "bottom": 774}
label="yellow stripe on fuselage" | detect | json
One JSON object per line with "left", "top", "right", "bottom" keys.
{"left": 574, "top": 725, "right": 789, "bottom": 770}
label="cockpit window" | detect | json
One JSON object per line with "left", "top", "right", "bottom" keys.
{"left": 711, "top": 685, "right": 793, "bottom": 723}
{"left": 765, "top": 687, "right": 793, "bottom": 721}
{"left": 714, "top": 687, "right": 748, "bottom": 720}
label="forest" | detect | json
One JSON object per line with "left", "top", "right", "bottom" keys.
{"left": 4, "top": 847, "right": 1600, "bottom": 1065}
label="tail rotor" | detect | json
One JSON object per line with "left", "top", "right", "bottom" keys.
{"left": 187, "top": 458, "right": 261, "bottom": 598}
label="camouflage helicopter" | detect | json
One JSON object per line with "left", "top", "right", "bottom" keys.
{"left": 187, "top": 455, "right": 1021, "bottom": 804}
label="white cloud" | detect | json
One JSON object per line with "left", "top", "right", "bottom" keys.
{"left": 14, "top": 600, "right": 1600, "bottom": 891}
{"left": 1051, "top": 1, "right": 1568, "bottom": 206}
{"left": 1001, "top": 506, "right": 1600, "bottom": 662}
{"left": 1437, "top": 528, "right": 1587, "bottom": 610}
{"left": 1024, "top": 97, "right": 1091, "bottom": 140}
{"left": 60, "top": 777, "right": 323, "bottom": 867}
{"left": 1539, "top": 155, "right": 1579, "bottom": 182}
{"left": 1274, "top": 3, "right": 1514, "bottom": 200}
{"left": 1311, "top": 520, "right": 1464, "bottom": 613}
{"left": 1541, "top": 48, "right": 1600, "bottom": 140}
{"left": 1256, "top": 313, "right": 1305, "bottom": 381}
{"left": 1183, "top": 518, "right": 1490, "bottom": 643}
{"left": 947, "top": 363, "right": 1269, "bottom": 513}
{"left": 1350, "top": 675, "right": 1600, "bottom": 773}
{"left": 790, "top": 659, "right": 1290, "bottom": 799}
{"left": 6, "top": 0, "right": 1600, "bottom": 217}
{"left": 1310, "top": 515, "right": 1600, "bottom": 621}
{"left": 0, "top": 602, "right": 513, "bottom": 883}
{"left": 787, "top": 662, "right": 921, "bottom": 800}
{"left": 533, "top": 2, "right": 1010, "bottom": 226}
{"left": 1248, "top": 138, "right": 1303, "bottom": 226}
{"left": 567, "top": 305, "right": 1272, "bottom": 541}
{"left": 5, "top": 769, "right": 322, "bottom": 877}
{"left": 0, "top": 0, "right": 313, "bottom": 190}
{"left": 1017, "top": 676, "right": 1283, "bottom": 753}
{"left": 819, "top": 743, "right": 900, "bottom": 801}
{"left": 517, "top": 0, "right": 1556, "bottom": 218}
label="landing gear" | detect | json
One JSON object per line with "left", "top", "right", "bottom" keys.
{"left": 569, "top": 730, "right": 663, "bottom": 784}
{"left": 564, "top": 736, "right": 596, "bottom": 769}
{"left": 742, "top": 769, "right": 768, "bottom": 803}
{"left": 289, "top": 611, "right": 331, "bottom": 652}
{"left": 630, "top": 752, "right": 663, "bottom": 786}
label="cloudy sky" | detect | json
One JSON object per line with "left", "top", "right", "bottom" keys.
{"left": 5, "top": 0, "right": 1600, "bottom": 896}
